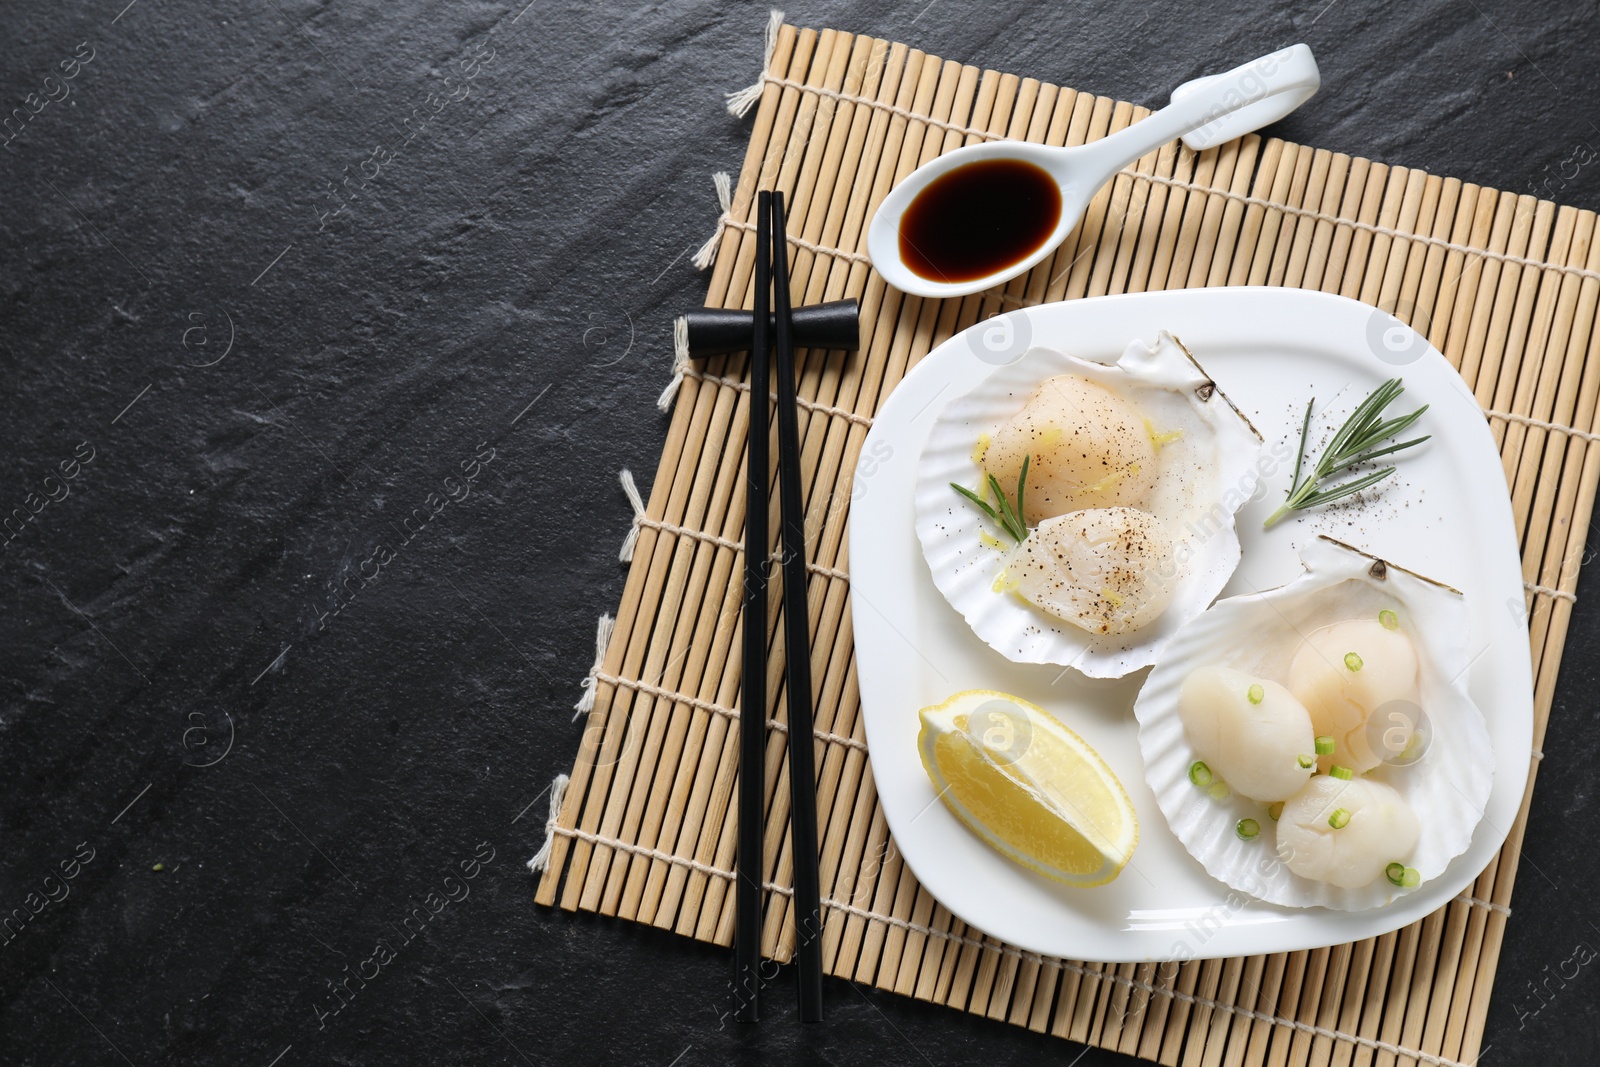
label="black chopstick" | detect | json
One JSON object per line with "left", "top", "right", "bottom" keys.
{"left": 734, "top": 189, "right": 771, "bottom": 1024}
{"left": 770, "top": 190, "right": 825, "bottom": 1022}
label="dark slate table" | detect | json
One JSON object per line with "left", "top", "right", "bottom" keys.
{"left": 4, "top": 1, "right": 1597, "bottom": 1064}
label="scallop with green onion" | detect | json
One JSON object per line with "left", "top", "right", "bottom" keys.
{"left": 1287, "top": 617, "right": 1419, "bottom": 773}
{"left": 1178, "top": 665, "right": 1316, "bottom": 802}
{"left": 1275, "top": 776, "right": 1420, "bottom": 889}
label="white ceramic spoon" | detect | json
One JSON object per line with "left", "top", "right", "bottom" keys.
{"left": 866, "top": 45, "right": 1321, "bottom": 299}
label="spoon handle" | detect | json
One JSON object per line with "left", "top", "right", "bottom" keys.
{"left": 1078, "top": 44, "right": 1320, "bottom": 177}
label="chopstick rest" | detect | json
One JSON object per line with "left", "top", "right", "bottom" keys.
{"left": 678, "top": 300, "right": 859, "bottom": 357}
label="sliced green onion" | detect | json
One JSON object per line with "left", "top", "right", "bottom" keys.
{"left": 1315, "top": 736, "right": 1335, "bottom": 756}
{"left": 1189, "top": 761, "right": 1213, "bottom": 787}
{"left": 1379, "top": 609, "right": 1399, "bottom": 630}
{"left": 1329, "top": 808, "right": 1351, "bottom": 829}
{"left": 1207, "top": 781, "right": 1232, "bottom": 801}
{"left": 1344, "top": 652, "right": 1364, "bottom": 671}
{"left": 1246, "top": 683, "right": 1264, "bottom": 705}
{"left": 1297, "top": 754, "right": 1315, "bottom": 769}
{"left": 1329, "top": 765, "right": 1354, "bottom": 781}
{"left": 1267, "top": 801, "right": 1284, "bottom": 822}
{"left": 1236, "top": 818, "right": 1260, "bottom": 840}
{"left": 1385, "top": 863, "right": 1422, "bottom": 888}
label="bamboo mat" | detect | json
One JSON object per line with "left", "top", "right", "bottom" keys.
{"left": 533, "top": 18, "right": 1599, "bottom": 1066}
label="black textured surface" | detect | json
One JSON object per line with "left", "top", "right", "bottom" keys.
{"left": 3, "top": 2, "right": 1599, "bottom": 1064}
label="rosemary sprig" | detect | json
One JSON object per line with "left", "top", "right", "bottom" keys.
{"left": 952, "top": 454, "right": 1031, "bottom": 543}
{"left": 1264, "top": 377, "right": 1430, "bottom": 528}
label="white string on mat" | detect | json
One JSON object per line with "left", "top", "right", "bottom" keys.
{"left": 760, "top": 73, "right": 1024, "bottom": 145}
{"left": 637, "top": 511, "right": 744, "bottom": 555}
{"left": 690, "top": 172, "right": 735, "bottom": 271}
{"left": 618, "top": 467, "right": 649, "bottom": 563}
{"left": 534, "top": 821, "right": 1481, "bottom": 1067}
{"left": 657, "top": 316, "right": 691, "bottom": 413}
{"left": 573, "top": 614, "right": 616, "bottom": 719}
{"left": 630, "top": 512, "right": 852, "bottom": 583}
{"left": 592, "top": 669, "right": 869, "bottom": 755}
{"left": 617, "top": 469, "right": 852, "bottom": 584}
{"left": 714, "top": 215, "right": 876, "bottom": 269}
{"left": 525, "top": 773, "right": 570, "bottom": 874}
{"left": 1523, "top": 580, "right": 1577, "bottom": 604}
{"left": 1486, "top": 407, "right": 1600, "bottom": 444}
{"left": 1455, "top": 893, "right": 1513, "bottom": 917}
{"left": 724, "top": 9, "right": 785, "bottom": 119}
{"left": 619, "top": 468, "right": 740, "bottom": 561}
{"left": 681, "top": 364, "right": 876, "bottom": 427}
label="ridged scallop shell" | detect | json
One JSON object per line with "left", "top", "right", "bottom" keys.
{"left": 913, "top": 331, "right": 1264, "bottom": 678}
{"left": 1132, "top": 536, "right": 1494, "bottom": 910}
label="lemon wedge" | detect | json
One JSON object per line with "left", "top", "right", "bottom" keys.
{"left": 917, "top": 690, "right": 1138, "bottom": 887}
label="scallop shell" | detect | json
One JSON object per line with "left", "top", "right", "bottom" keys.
{"left": 1133, "top": 536, "right": 1494, "bottom": 911}
{"left": 913, "top": 331, "right": 1264, "bottom": 678}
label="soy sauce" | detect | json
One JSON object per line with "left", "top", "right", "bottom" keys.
{"left": 898, "top": 158, "right": 1062, "bottom": 283}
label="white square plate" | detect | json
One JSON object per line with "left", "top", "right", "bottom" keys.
{"left": 849, "top": 287, "right": 1532, "bottom": 962}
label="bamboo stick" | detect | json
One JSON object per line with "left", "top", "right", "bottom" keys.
{"left": 1297, "top": 943, "right": 1353, "bottom": 1067}
{"left": 1498, "top": 205, "right": 1575, "bottom": 519}
{"left": 1191, "top": 955, "right": 1242, "bottom": 1066}
{"left": 1238, "top": 952, "right": 1290, "bottom": 1065}
{"left": 1293, "top": 152, "right": 1346, "bottom": 291}
{"left": 1158, "top": 961, "right": 1206, "bottom": 1064}
{"left": 1267, "top": 146, "right": 1318, "bottom": 289}
{"left": 1345, "top": 931, "right": 1399, "bottom": 1067}
{"left": 1280, "top": 148, "right": 1336, "bottom": 290}
{"left": 1218, "top": 953, "right": 1270, "bottom": 1067}
{"left": 1173, "top": 958, "right": 1225, "bottom": 1065}
{"left": 1232, "top": 137, "right": 1287, "bottom": 287}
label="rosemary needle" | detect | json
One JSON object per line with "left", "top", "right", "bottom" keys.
{"left": 952, "top": 454, "right": 1030, "bottom": 543}
{"left": 1264, "top": 377, "right": 1429, "bottom": 528}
